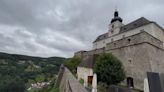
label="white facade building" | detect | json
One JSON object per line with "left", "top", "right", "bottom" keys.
{"left": 93, "top": 11, "right": 164, "bottom": 50}
{"left": 76, "top": 10, "right": 164, "bottom": 90}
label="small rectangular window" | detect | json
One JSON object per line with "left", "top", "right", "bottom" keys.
{"left": 114, "top": 43, "right": 116, "bottom": 47}
{"left": 128, "top": 39, "right": 131, "bottom": 43}
{"left": 111, "top": 30, "right": 114, "bottom": 34}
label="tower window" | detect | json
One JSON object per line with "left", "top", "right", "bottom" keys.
{"left": 114, "top": 43, "right": 116, "bottom": 47}
{"left": 112, "top": 25, "right": 114, "bottom": 28}
{"left": 111, "top": 30, "right": 114, "bottom": 34}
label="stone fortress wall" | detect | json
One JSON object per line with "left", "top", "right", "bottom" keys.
{"left": 106, "top": 31, "right": 163, "bottom": 50}
{"left": 75, "top": 31, "right": 164, "bottom": 90}
{"left": 105, "top": 31, "right": 164, "bottom": 89}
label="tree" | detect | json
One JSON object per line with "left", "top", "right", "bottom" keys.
{"left": 94, "top": 53, "right": 125, "bottom": 86}
{"left": 35, "top": 74, "right": 45, "bottom": 82}
{"left": 0, "top": 76, "right": 26, "bottom": 92}
{"left": 64, "top": 57, "right": 81, "bottom": 73}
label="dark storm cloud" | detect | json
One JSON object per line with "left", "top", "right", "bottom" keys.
{"left": 0, "top": 0, "right": 163, "bottom": 57}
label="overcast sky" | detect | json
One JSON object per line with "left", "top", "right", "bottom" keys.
{"left": 0, "top": 0, "right": 163, "bottom": 57}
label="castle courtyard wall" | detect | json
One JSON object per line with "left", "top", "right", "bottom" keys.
{"left": 106, "top": 43, "right": 152, "bottom": 89}
{"left": 105, "top": 32, "right": 164, "bottom": 90}
{"left": 76, "top": 31, "right": 164, "bottom": 90}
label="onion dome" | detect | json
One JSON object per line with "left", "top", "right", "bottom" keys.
{"left": 111, "top": 10, "right": 123, "bottom": 23}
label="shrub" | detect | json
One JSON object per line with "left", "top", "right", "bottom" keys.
{"left": 64, "top": 57, "right": 81, "bottom": 73}
{"left": 94, "top": 53, "right": 125, "bottom": 86}
{"left": 79, "top": 78, "right": 84, "bottom": 85}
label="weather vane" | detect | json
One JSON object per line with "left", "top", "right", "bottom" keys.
{"left": 115, "top": 5, "right": 117, "bottom": 11}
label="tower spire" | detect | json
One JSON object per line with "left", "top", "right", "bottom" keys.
{"left": 114, "top": 10, "right": 118, "bottom": 17}
{"left": 115, "top": 5, "right": 117, "bottom": 11}
{"left": 111, "top": 9, "right": 123, "bottom": 23}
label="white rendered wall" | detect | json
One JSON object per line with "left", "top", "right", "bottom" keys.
{"left": 108, "top": 21, "right": 124, "bottom": 36}
{"left": 77, "top": 67, "right": 93, "bottom": 86}
{"left": 151, "top": 23, "right": 164, "bottom": 48}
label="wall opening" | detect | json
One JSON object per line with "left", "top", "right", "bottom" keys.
{"left": 127, "top": 77, "right": 134, "bottom": 88}
{"left": 128, "top": 60, "right": 132, "bottom": 63}
{"left": 112, "top": 25, "right": 114, "bottom": 28}
{"left": 114, "top": 43, "right": 116, "bottom": 47}
{"left": 128, "top": 39, "right": 131, "bottom": 43}
{"left": 88, "top": 76, "right": 93, "bottom": 85}
{"left": 111, "top": 30, "right": 114, "bottom": 34}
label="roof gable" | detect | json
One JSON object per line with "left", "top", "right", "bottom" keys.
{"left": 93, "top": 17, "right": 152, "bottom": 43}
{"left": 93, "top": 33, "right": 108, "bottom": 43}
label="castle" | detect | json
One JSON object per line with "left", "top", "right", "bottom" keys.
{"left": 75, "top": 10, "right": 164, "bottom": 90}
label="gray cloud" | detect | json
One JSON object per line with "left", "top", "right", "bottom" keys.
{"left": 0, "top": 0, "right": 164, "bottom": 57}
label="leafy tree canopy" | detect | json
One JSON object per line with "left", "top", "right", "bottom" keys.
{"left": 94, "top": 53, "right": 125, "bottom": 86}
{"left": 0, "top": 52, "right": 65, "bottom": 92}
{"left": 64, "top": 57, "right": 81, "bottom": 73}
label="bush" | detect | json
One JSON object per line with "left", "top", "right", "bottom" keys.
{"left": 94, "top": 53, "right": 125, "bottom": 86}
{"left": 79, "top": 78, "right": 84, "bottom": 85}
{"left": 64, "top": 57, "right": 81, "bottom": 73}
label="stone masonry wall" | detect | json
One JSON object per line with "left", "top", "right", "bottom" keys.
{"left": 147, "top": 44, "right": 164, "bottom": 73}
{"left": 58, "top": 67, "right": 88, "bottom": 92}
{"left": 106, "top": 43, "right": 152, "bottom": 90}
{"left": 105, "top": 31, "right": 164, "bottom": 90}
{"left": 75, "top": 31, "right": 164, "bottom": 90}
{"left": 106, "top": 31, "right": 163, "bottom": 50}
